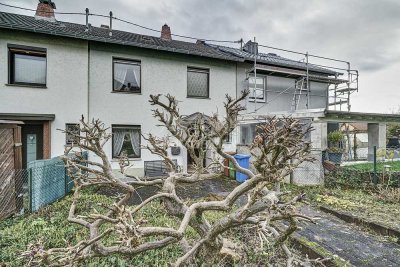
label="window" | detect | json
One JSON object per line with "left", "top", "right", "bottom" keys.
{"left": 113, "top": 59, "right": 141, "bottom": 93}
{"left": 224, "top": 132, "right": 232, "bottom": 143}
{"left": 65, "top": 124, "right": 80, "bottom": 145}
{"left": 112, "top": 125, "right": 141, "bottom": 158}
{"left": 248, "top": 76, "right": 265, "bottom": 102}
{"left": 8, "top": 44, "right": 47, "bottom": 86}
{"left": 187, "top": 67, "right": 209, "bottom": 98}
{"left": 240, "top": 123, "right": 261, "bottom": 145}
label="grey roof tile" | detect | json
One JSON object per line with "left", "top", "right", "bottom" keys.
{"left": 210, "top": 44, "right": 338, "bottom": 75}
{"left": 0, "top": 12, "right": 242, "bottom": 62}
{"left": 0, "top": 11, "right": 338, "bottom": 75}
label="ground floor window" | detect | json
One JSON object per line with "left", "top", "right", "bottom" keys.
{"left": 65, "top": 123, "right": 80, "bottom": 145}
{"left": 112, "top": 125, "right": 141, "bottom": 158}
{"left": 224, "top": 132, "right": 232, "bottom": 143}
{"left": 240, "top": 124, "right": 258, "bottom": 145}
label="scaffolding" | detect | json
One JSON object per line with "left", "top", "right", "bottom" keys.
{"left": 244, "top": 43, "right": 359, "bottom": 113}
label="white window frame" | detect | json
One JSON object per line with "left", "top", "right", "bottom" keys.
{"left": 65, "top": 123, "right": 80, "bottom": 146}
{"left": 224, "top": 132, "right": 233, "bottom": 144}
{"left": 248, "top": 76, "right": 266, "bottom": 103}
{"left": 112, "top": 125, "right": 141, "bottom": 159}
{"left": 187, "top": 67, "right": 210, "bottom": 98}
{"left": 112, "top": 58, "right": 141, "bottom": 93}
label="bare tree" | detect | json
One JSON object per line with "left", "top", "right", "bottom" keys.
{"left": 31, "top": 91, "right": 315, "bottom": 266}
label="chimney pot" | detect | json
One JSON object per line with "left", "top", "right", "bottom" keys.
{"left": 161, "top": 24, "right": 172, "bottom": 41}
{"left": 35, "top": 0, "right": 56, "bottom": 22}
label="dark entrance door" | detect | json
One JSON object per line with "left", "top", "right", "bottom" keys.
{"left": 21, "top": 124, "right": 43, "bottom": 168}
{"left": 186, "top": 142, "right": 207, "bottom": 170}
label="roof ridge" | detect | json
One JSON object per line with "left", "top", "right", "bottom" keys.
{"left": 0, "top": 11, "right": 243, "bottom": 62}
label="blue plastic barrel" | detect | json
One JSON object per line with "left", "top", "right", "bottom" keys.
{"left": 233, "top": 154, "right": 251, "bottom": 183}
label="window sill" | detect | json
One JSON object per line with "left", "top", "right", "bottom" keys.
{"left": 111, "top": 91, "right": 142, "bottom": 94}
{"left": 187, "top": 96, "right": 211, "bottom": 100}
{"left": 111, "top": 158, "right": 142, "bottom": 162}
{"left": 5, "top": 83, "right": 47, "bottom": 89}
{"left": 248, "top": 99, "right": 266, "bottom": 103}
{"left": 64, "top": 144, "right": 80, "bottom": 148}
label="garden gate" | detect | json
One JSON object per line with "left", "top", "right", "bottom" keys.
{"left": 0, "top": 122, "right": 22, "bottom": 220}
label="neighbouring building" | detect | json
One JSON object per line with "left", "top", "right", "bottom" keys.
{"left": 1, "top": 0, "right": 400, "bottom": 184}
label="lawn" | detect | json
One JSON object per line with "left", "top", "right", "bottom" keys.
{"left": 0, "top": 186, "right": 300, "bottom": 267}
{"left": 343, "top": 160, "right": 400, "bottom": 172}
{"left": 287, "top": 185, "right": 400, "bottom": 233}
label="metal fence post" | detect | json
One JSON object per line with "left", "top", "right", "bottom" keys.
{"left": 373, "top": 146, "right": 377, "bottom": 185}
{"left": 28, "top": 168, "right": 32, "bottom": 213}
{"left": 64, "top": 164, "right": 68, "bottom": 195}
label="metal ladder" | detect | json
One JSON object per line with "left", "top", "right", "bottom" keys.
{"left": 291, "top": 77, "right": 308, "bottom": 111}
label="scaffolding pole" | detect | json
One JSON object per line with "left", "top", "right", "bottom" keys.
{"left": 253, "top": 37, "right": 257, "bottom": 112}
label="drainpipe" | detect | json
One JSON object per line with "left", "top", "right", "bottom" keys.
{"left": 87, "top": 42, "right": 90, "bottom": 120}
{"left": 253, "top": 37, "right": 257, "bottom": 113}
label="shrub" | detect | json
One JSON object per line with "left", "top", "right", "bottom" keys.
{"left": 328, "top": 130, "right": 344, "bottom": 144}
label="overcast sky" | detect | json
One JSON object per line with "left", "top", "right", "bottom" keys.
{"left": 3, "top": 0, "right": 400, "bottom": 113}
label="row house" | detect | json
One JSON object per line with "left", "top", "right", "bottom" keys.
{"left": 1, "top": 0, "right": 399, "bottom": 183}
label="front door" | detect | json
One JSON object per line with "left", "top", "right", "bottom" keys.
{"left": 22, "top": 125, "right": 43, "bottom": 168}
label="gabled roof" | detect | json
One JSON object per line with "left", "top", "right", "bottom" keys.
{"left": 209, "top": 44, "right": 338, "bottom": 76}
{"left": 0, "top": 11, "right": 341, "bottom": 76}
{"left": 0, "top": 12, "right": 242, "bottom": 62}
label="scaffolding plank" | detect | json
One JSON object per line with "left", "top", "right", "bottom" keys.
{"left": 335, "top": 88, "right": 357, "bottom": 93}
{"left": 329, "top": 100, "right": 349, "bottom": 106}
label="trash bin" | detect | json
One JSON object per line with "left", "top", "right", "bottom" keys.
{"left": 223, "top": 152, "right": 236, "bottom": 179}
{"left": 228, "top": 160, "right": 235, "bottom": 179}
{"left": 233, "top": 154, "right": 251, "bottom": 183}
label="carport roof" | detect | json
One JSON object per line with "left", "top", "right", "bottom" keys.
{"left": 324, "top": 110, "right": 400, "bottom": 123}
{"left": 239, "top": 109, "right": 400, "bottom": 124}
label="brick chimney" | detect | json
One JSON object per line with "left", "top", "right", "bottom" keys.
{"left": 35, "top": 0, "right": 57, "bottom": 22}
{"left": 161, "top": 24, "right": 172, "bottom": 41}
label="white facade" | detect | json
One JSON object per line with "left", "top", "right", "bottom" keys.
{"left": 88, "top": 43, "right": 238, "bottom": 174}
{"left": 235, "top": 62, "right": 330, "bottom": 115}
{"left": 0, "top": 29, "right": 88, "bottom": 157}
{"left": 0, "top": 29, "right": 238, "bottom": 174}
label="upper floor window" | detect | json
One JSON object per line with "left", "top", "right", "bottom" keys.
{"left": 248, "top": 76, "right": 265, "bottom": 102}
{"left": 8, "top": 44, "right": 47, "bottom": 87}
{"left": 112, "top": 125, "right": 141, "bottom": 158}
{"left": 187, "top": 67, "right": 209, "bottom": 98}
{"left": 113, "top": 58, "right": 141, "bottom": 93}
{"left": 65, "top": 123, "right": 80, "bottom": 146}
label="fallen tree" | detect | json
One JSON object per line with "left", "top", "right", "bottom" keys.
{"left": 30, "top": 91, "right": 315, "bottom": 266}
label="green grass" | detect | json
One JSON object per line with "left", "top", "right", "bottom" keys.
{"left": 0, "top": 187, "right": 298, "bottom": 266}
{"left": 343, "top": 160, "right": 400, "bottom": 172}
{"left": 286, "top": 185, "right": 400, "bottom": 232}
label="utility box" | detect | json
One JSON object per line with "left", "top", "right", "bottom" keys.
{"left": 171, "top": 146, "right": 181, "bottom": 156}
{"left": 233, "top": 154, "right": 251, "bottom": 183}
